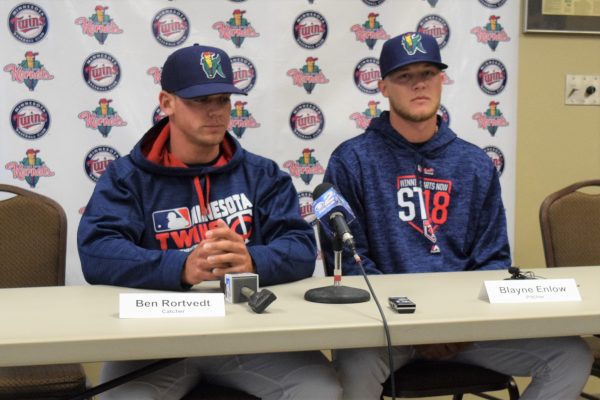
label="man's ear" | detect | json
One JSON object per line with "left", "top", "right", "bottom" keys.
{"left": 378, "top": 79, "right": 389, "bottom": 98}
{"left": 159, "top": 91, "right": 175, "bottom": 116}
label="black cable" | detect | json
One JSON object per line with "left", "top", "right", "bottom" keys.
{"left": 353, "top": 253, "right": 396, "bottom": 400}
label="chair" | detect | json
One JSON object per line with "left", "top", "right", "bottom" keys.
{"left": 0, "top": 184, "right": 87, "bottom": 399}
{"left": 314, "top": 223, "right": 519, "bottom": 400}
{"left": 540, "top": 179, "right": 600, "bottom": 400}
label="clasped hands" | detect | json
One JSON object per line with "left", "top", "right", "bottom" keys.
{"left": 181, "top": 219, "right": 254, "bottom": 286}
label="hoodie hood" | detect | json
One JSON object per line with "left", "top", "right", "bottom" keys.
{"left": 130, "top": 117, "right": 243, "bottom": 176}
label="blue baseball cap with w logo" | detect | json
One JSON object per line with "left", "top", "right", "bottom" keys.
{"left": 161, "top": 44, "right": 246, "bottom": 98}
{"left": 379, "top": 32, "right": 448, "bottom": 79}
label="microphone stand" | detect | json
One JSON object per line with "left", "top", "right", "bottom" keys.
{"left": 305, "top": 236, "right": 370, "bottom": 304}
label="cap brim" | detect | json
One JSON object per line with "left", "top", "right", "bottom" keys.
{"left": 175, "top": 83, "right": 246, "bottom": 98}
{"left": 383, "top": 60, "right": 448, "bottom": 78}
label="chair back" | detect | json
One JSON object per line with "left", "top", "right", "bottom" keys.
{"left": 0, "top": 184, "right": 67, "bottom": 287}
{"left": 539, "top": 180, "right": 600, "bottom": 267}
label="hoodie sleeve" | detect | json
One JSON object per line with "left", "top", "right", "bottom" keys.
{"left": 466, "top": 166, "right": 511, "bottom": 270}
{"left": 77, "top": 165, "right": 189, "bottom": 291}
{"left": 323, "top": 151, "right": 383, "bottom": 276}
{"left": 246, "top": 169, "right": 317, "bottom": 286}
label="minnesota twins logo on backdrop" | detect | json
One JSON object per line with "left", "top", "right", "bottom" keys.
{"left": 290, "top": 103, "right": 325, "bottom": 140}
{"left": 354, "top": 58, "right": 380, "bottom": 94}
{"left": 147, "top": 66, "right": 162, "bottom": 84}
{"left": 484, "top": 146, "right": 505, "bottom": 176}
{"left": 11, "top": 100, "right": 50, "bottom": 140}
{"left": 229, "top": 101, "right": 261, "bottom": 138}
{"left": 438, "top": 104, "right": 450, "bottom": 126}
{"left": 283, "top": 149, "right": 325, "bottom": 185}
{"left": 351, "top": 13, "right": 390, "bottom": 50}
{"left": 477, "top": 59, "right": 507, "bottom": 95}
{"left": 478, "top": 0, "right": 508, "bottom": 8}
{"left": 396, "top": 175, "right": 453, "bottom": 254}
{"left": 5, "top": 149, "right": 55, "bottom": 188}
{"left": 231, "top": 56, "right": 256, "bottom": 94}
{"left": 350, "top": 100, "right": 382, "bottom": 130}
{"left": 8, "top": 3, "right": 48, "bottom": 43}
{"left": 472, "top": 101, "right": 509, "bottom": 136}
{"left": 470, "top": 16, "right": 510, "bottom": 51}
{"left": 293, "top": 11, "right": 328, "bottom": 49}
{"left": 417, "top": 15, "right": 450, "bottom": 49}
{"left": 424, "top": 0, "right": 440, "bottom": 6}
{"left": 78, "top": 99, "right": 128, "bottom": 137}
{"left": 212, "top": 9, "right": 259, "bottom": 48}
{"left": 361, "top": 0, "right": 386, "bottom": 5}
{"left": 83, "top": 52, "right": 121, "bottom": 92}
{"left": 75, "top": 6, "right": 123, "bottom": 45}
{"left": 287, "top": 57, "right": 330, "bottom": 94}
{"left": 298, "top": 191, "right": 317, "bottom": 226}
{"left": 152, "top": 106, "right": 167, "bottom": 125}
{"left": 84, "top": 146, "right": 120, "bottom": 182}
{"left": 4, "top": 51, "right": 54, "bottom": 91}
{"left": 152, "top": 8, "right": 189, "bottom": 47}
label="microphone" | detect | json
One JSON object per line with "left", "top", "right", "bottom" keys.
{"left": 222, "top": 273, "right": 277, "bottom": 313}
{"left": 506, "top": 266, "right": 536, "bottom": 280}
{"left": 305, "top": 183, "right": 370, "bottom": 304}
{"left": 312, "top": 182, "right": 357, "bottom": 252}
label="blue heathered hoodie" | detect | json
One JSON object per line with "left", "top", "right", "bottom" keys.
{"left": 323, "top": 111, "right": 510, "bottom": 275}
{"left": 78, "top": 118, "right": 316, "bottom": 290}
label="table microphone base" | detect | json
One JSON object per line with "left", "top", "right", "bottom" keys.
{"left": 305, "top": 285, "right": 371, "bottom": 304}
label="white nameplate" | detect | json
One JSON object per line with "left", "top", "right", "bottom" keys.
{"left": 483, "top": 279, "right": 581, "bottom": 303}
{"left": 119, "top": 293, "right": 225, "bottom": 318}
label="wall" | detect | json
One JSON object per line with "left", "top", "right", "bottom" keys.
{"left": 514, "top": 32, "right": 600, "bottom": 268}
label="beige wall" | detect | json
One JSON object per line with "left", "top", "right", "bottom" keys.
{"left": 515, "top": 32, "right": 600, "bottom": 268}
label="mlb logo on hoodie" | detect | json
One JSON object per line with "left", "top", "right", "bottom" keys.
{"left": 152, "top": 207, "right": 192, "bottom": 232}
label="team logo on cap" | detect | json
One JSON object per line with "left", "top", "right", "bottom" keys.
{"left": 84, "top": 145, "right": 120, "bottom": 182}
{"left": 152, "top": 8, "right": 189, "bottom": 47}
{"left": 477, "top": 59, "right": 507, "bottom": 95}
{"left": 478, "top": 0, "right": 507, "bottom": 8}
{"left": 83, "top": 52, "right": 121, "bottom": 92}
{"left": 11, "top": 100, "right": 50, "bottom": 140}
{"left": 483, "top": 146, "right": 505, "bottom": 176}
{"left": 78, "top": 99, "right": 128, "bottom": 137}
{"left": 290, "top": 103, "right": 325, "bottom": 140}
{"left": 473, "top": 101, "right": 509, "bottom": 136}
{"left": 8, "top": 3, "right": 48, "bottom": 43}
{"left": 75, "top": 6, "right": 123, "bottom": 45}
{"left": 293, "top": 11, "right": 328, "bottom": 49}
{"left": 401, "top": 33, "right": 427, "bottom": 56}
{"left": 5, "top": 149, "right": 55, "bottom": 188}
{"left": 438, "top": 104, "right": 450, "bottom": 126}
{"left": 471, "top": 16, "right": 510, "bottom": 51}
{"left": 231, "top": 56, "right": 257, "bottom": 94}
{"left": 354, "top": 57, "right": 381, "bottom": 94}
{"left": 213, "top": 9, "right": 259, "bottom": 48}
{"left": 287, "top": 57, "right": 330, "bottom": 94}
{"left": 147, "top": 66, "right": 162, "bottom": 85}
{"left": 283, "top": 149, "right": 325, "bottom": 185}
{"left": 417, "top": 15, "right": 450, "bottom": 49}
{"left": 351, "top": 13, "right": 390, "bottom": 50}
{"left": 298, "top": 191, "right": 317, "bottom": 226}
{"left": 350, "top": 100, "right": 383, "bottom": 130}
{"left": 229, "top": 101, "right": 260, "bottom": 138}
{"left": 361, "top": 0, "right": 386, "bottom": 5}
{"left": 199, "top": 51, "right": 226, "bottom": 79}
{"left": 152, "top": 105, "right": 167, "bottom": 125}
{"left": 4, "top": 51, "right": 54, "bottom": 91}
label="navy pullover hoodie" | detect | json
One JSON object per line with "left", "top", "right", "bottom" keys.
{"left": 78, "top": 118, "right": 317, "bottom": 290}
{"left": 323, "top": 112, "right": 510, "bottom": 276}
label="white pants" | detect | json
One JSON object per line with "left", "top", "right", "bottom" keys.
{"left": 98, "top": 351, "right": 342, "bottom": 400}
{"left": 334, "top": 336, "right": 593, "bottom": 400}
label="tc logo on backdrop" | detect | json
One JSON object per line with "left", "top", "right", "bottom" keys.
{"left": 8, "top": 3, "right": 48, "bottom": 43}
{"left": 75, "top": 5, "right": 123, "bottom": 45}
{"left": 4, "top": 51, "right": 54, "bottom": 91}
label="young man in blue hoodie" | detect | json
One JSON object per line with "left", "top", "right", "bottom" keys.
{"left": 324, "top": 32, "right": 592, "bottom": 400}
{"left": 78, "top": 44, "right": 342, "bottom": 400}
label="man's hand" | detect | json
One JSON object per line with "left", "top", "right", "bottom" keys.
{"left": 181, "top": 219, "right": 254, "bottom": 286}
{"left": 414, "top": 342, "right": 472, "bottom": 359}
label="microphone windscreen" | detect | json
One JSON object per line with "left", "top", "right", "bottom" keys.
{"left": 313, "top": 182, "right": 333, "bottom": 200}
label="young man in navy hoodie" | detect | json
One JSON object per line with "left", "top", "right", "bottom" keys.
{"left": 323, "top": 32, "right": 592, "bottom": 400}
{"left": 78, "top": 44, "right": 342, "bottom": 400}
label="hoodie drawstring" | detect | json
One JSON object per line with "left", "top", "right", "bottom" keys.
{"left": 193, "top": 175, "right": 211, "bottom": 217}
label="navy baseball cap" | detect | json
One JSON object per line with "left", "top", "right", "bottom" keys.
{"left": 161, "top": 44, "right": 246, "bottom": 98}
{"left": 379, "top": 32, "right": 448, "bottom": 79}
